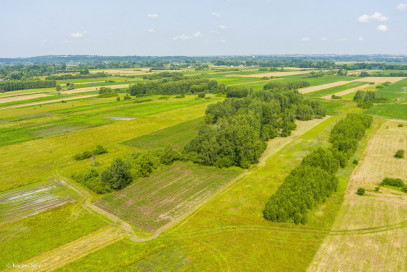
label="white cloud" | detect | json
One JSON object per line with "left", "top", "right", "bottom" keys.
{"left": 358, "top": 36, "right": 364, "bottom": 41}
{"left": 147, "top": 28, "right": 155, "bottom": 33}
{"left": 320, "top": 37, "right": 328, "bottom": 41}
{"left": 377, "top": 24, "right": 388, "bottom": 32}
{"left": 301, "top": 37, "right": 310, "bottom": 42}
{"left": 397, "top": 3, "right": 407, "bottom": 10}
{"left": 71, "top": 31, "right": 87, "bottom": 38}
{"left": 172, "top": 32, "right": 202, "bottom": 41}
{"left": 147, "top": 13, "right": 158, "bottom": 19}
{"left": 358, "top": 12, "right": 388, "bottom": 23}
{"left": 211, "top": 12, "right": 221, "bottom": 18}
{"left": 219, "top": 25, "right": 227, "bottom": 30}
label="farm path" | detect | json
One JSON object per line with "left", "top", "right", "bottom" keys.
{"left": 2, "top": 226, "right": 124, "bottom": 272}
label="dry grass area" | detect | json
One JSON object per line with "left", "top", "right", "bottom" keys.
{"left": 321, "top": 84, "right": 371, "bottom": 99}
{"left": 0, "top": 95, "right": 97, "bottom": 110}
{"left": 3, "top": 226, "right": 125, "bottom": 272}
{"left": 299, "top": 81, "right": 350, "bottom": 94}
{"left": 90, "top": 69, "right": 147, "bottom": 75}
{"left": 63, "top": 84, "right": 130, "bottom": 94}
{"left": 356, "top": 77, "right": 406, "bottom": 83}
{"left": 236, "top": 70, "right": 313, "bottom": 77}
{"left": 308, "top": 119, "right": 407, "bottom": 272}
{"left": 0, "top": 93, "right": 50, "bottom": 104}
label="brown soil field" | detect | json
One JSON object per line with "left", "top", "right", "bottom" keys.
{"left": 0, "top": 95, "right": 97, "bottom": 110}
{"left": 321, "top": 84, "right": 371, "bottom": 99}
{"left": 0, "top": 94, "right": 50, "bottom": 104}
{"left": 299, "top": 81, "right": 350, "bottom": 94}
{"left": 356, "top": 77, "right": 406, "bottom": 83}
{"left": 308, "top": 119, "right": 407, "bottom": 272}
{"left": 63, "top": 84, "right": 130, "bottom": 94}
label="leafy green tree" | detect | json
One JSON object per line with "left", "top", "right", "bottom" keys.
{"left": 100, "top": 158, "right": 132, "bottom": 190}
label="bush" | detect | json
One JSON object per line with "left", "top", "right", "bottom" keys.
{"left": 116, "top": 96, "right": 121, "bottom": 101}
{"left": 100, "top": 158, "right": 132, "bottom": 190}
{"left": 352, "top": 159, "right": 358, "bottom": 165}
{"left": 398, "top": 124, "right": 404, "bottom": 127}
{"left": 93, "top": 145, "right": 108, "bottom": 155}
{"left": 356, "top": 187, "right": 365, "bottom": 195}
{"left": 123, "top": 94, "right": 131, "bottom": 100}
{"left": 331, "top": 94, "right": 342, "bottom": 99}
{"left": 380, "top": 177, "right": 405, "bottom": 188}
{"left": 73, "top": 145, "right": 108, "bottom": 160}
{"left": 197, "top": 92, "right": 206, "bottom": 98}
{"left": 395, "top": 149, "right": 405, "bottom": 159}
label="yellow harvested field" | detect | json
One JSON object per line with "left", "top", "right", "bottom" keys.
{"left": 0, "top": 95, "right": 97, "bottom": 110}
{"left": 308, "top": 119, "right": 407, "bottom": 272}
{"left": 237, "top": 70, "right": 313, "bottom": 77}
{"left": 321, "top": 84, "right": 371, "bottom": 99}
{"left": 356, "top": 77, "right": 406, "bottom": 83}
{"left": 299, "top": 81, "right": 350, "bottom": 94}
{"left": 90, "top": 69, "right": 147, "bottom": 75}
{"left": 63, "top": 84, "right": 130, "bottom": 94}
{"left": 0, "top": 93, "right": 50, "bottom": 104}
{"left": 3, "top": 226, "right": 125, "bottom": 272}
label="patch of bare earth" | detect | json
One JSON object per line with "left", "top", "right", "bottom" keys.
{"left": 321, "top": 84, "right": 371, "bottom": 99}
{"left": 299, "top": 81, "right": 350, "bottom": 94}
{"left": 308, "top": 119, "right": 407, "bottom": 272}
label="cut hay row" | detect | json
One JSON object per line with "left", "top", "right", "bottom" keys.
{"left": 308, "top": 119, "right": 407, "bottom": 272}
{"left": 0, "top": 180, "right": 79, "bottom": 224}
{"left": 321, "top": 84, "right": 371, "bottom": 99}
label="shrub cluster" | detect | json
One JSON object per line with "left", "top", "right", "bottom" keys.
{"left": 379, "top": 177, "right": 407, "bottom": 192}
{"left": 142, "top": 72, "right": 184, "bottom": 80}
{"left": 46, "top": 72, "right": 110, "bottom": 80}
{"left": 72, "top": 145, "right": 181, "bottom": 194}
{"left": 183, "top": 87, "right": 325, "bottom": 168}
{"left": 97, "top": 87, "right": 118, "bottom": 98}
{"left": 395, "top": 149, "right": 404, "bottom": 159}
{"left": 263, "top": 81, "right": 310, "bottom": 91}
{"left": 73, "top": 145, "right": 108, "bottom": 161}
{"left": 264, "top": 114, "right": 372, "bottom": 224}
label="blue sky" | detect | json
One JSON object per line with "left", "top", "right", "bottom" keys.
{"left": 1, "top": 0, "right": 406, "bottom": 57}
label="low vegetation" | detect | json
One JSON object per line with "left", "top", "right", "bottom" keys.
{"left": 394, "top": 149, "right": 405, "bottom": 158}
{"left": 73, "top": 145, "right": 108, "bottom": 161}
{"left": 379, "top": 177, "right": 407, "bottom": 192}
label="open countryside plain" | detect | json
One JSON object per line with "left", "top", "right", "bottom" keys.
{"left": 1, "top": 58, "right": 407, "bottom": 272}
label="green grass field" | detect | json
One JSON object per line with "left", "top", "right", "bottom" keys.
{"left": 121, "top": 117, "right": 203, "bottom": 150}
{"left": 375, "top": 78, "right": 407, "bottom": 101}
{"left": 365, "top": 103, "right": 407, "bottom": 120}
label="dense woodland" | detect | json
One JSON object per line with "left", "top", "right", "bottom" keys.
{"left": 183, "top": 83, "right": 325, "bottom": 168}
{"left": 263, "top": 114, "right": 372, "bottom": 224}
{"left": 0, "top": 80, "right": 56, "bottom": 92}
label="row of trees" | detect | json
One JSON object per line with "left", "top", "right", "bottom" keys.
{"left": 0, "top": 80, "right": 56, "bottom": 92}
{"left": 142, "top": 72, "right": 184, "bottom": 80}
{"left": 264, "top": 114, "right": 372, "bottom": 224}
{"left": 128, "top": 78, "right": 219, "bottom": 96}
{"left": 46, "top": 72, "right": 110, "bottom": 80}
{"left": 183, "top": 87, "right": 325, "bottom": 168}
{"left": 72, "top": 145, "right": 181, "bottom": 194}
{"left": 263, "top": 81, "right": 310, "bottom": 90}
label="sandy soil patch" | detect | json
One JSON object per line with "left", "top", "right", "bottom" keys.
{"left": 308, "top": 119, "right": 407, "bottom": 272}
{"left": 321, "top": 84, "right": 371, "bottom": 99}
{"left": 0, "top": 93, "right": 50, "bottom": 104}
{"left": 90, "top": 69, "right": 147, "bottom": 75}
{"left": 0, "top": 95, "right": 97, "bottom": 110}
{"left": 63, "top": 84, "right": 130, "bottom": 94}
{"left": 299, "top": 81, "right": 350, "bottom": 94}
{"left": 355, "top": 77, "right": 406, "bottom": 83}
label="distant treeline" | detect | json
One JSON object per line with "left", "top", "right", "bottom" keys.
{"left": 46, "top": 72, "right": 111, "bottom": 80}
{"left": 263, "top": 114, "right": 373, "bottom": 224}
{"left": 0, "top": 80, "right": 56, "bottom": 92}
{"left": 183, "top": 83, "right": 325, "bottom": 168}
{"left": 142, "top": 72, "right": 184, "bottom": 80}
{"left": 128, "top": 78, "right": 219, "bottom": 95}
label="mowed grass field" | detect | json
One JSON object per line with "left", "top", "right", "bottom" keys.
{"left": 97, "top": 161, "right": 242, "bottom": 232}
{"left": 308, "top": 119, "right": 407, "bottom": 272}
{"left": 304, "top": 81, "right": 367, "bottom": 98}
{"left": 365, "top": 103, "right": 407, "bottom": 120}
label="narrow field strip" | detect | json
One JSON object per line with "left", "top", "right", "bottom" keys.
{"left": 0, "top": 94, "right": 51, "bottom": 104}
{"left": 0, "top": 95, "right": 97, "bottom": 110}
{"left": 321, "top": 84, "right": 371, "bottom": 99}
{"left": 2, "top": 226, "right": 125, "bottom": 272}
{"left": 63, "top": 84, "right": 130, "bottom": 94}
{"left": 299, "top": 81, "right": 350, "bottom": 94}
{"left": 355, "top": 77, "right": 406, "bottom": 84}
